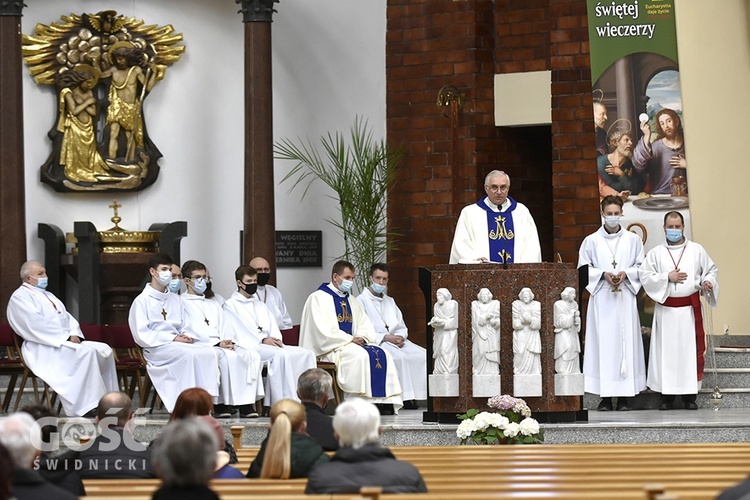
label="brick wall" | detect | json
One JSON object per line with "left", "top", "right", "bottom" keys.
{"left": 386, "top": 0, "right": 600, "bottom": 347}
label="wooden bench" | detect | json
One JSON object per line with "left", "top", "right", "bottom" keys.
{"left": 80, "top": 443, "right": 750, "bottom": 499}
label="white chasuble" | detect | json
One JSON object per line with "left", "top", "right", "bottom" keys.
{"left": 129, "top": 285, "right": 219, "bottom": 413}
{"left": 182, "top": 293, "right": 263, "bottom": 406}
{"left": 449, "top": 197, "right": 542, "bottom": 264}
{"left": 7, "top": 284, "right": 118, "bottom": 417}
{"left": 639, "top": 240, "right": 718, "bottom": 395}
{"left": 300, "top": 284, "right": 403, "bottom": 410}
{"left": 222, "top": 292, "right": 315, "bottom": 406}
{"left": 578, "top": 226, "right": 646, "bottom": 397}
{"left": 357, "top": 288, "right": 427, "bottom": 400}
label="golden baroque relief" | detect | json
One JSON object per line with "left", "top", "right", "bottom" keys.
{"left": 23, "top": 11, "right": 185, "bottom": 192}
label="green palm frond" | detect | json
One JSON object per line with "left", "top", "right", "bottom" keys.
{"left": 275, "top": 116, "right": 403, "bottom": 292}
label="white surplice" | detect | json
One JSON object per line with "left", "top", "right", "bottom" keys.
{"left": 128, "top": 285, "right": 220, "bottom": 412}
{"left": 181, "top": 293, "right": 264, "bottom": 406}
{"left": 256, "top": 284, "right": 294, "bottom": 330}
{"left": 356, "top": 288, "right": 427, "bottom": 400}
{"left": 578, "top": 226, "right": 647, "bottom": 397}
{"left": 300, "top": 284, "right": 403, "bottom": 410}
{"left": 222, "top": 291, "right": 315, "bottom": 406}
{"left": 449, "top": 197, "right": 542, "bottom": 264}
{"left": 6, "top": 284, "right": 119, "bottom": 417}
{"left": 639, "top": 239, "right": 719, "bottom": 395}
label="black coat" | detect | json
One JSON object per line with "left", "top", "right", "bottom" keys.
{"left": 304, "top": 443, "right": 427, "bottom": 494}
{"left": 246, "top": 431, "right": 329, "bottom": 478}
{"left": 78, "top": 427, "right": 155, "bottom": 479}
{"left": 12, "top": 468, "right": 78, "bottom": 500}
{"left": 151, "top": 485, "right": 220, "bottom": 500}
{"left": 718, "top": 477, "right": 750, "bottom": 500}
{"left": 303, "top": 402, "right": 339, "bottom": 451}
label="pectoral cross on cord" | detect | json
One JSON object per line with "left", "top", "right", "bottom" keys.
{"left": 666, "top": 245, "right": 687, "bottom": 291}
{"left": 161, "top": 308, "right": 167, "bottom": 320}
{"left": 258, "top": 325, "right": 263, "bottom": 333}
{"left": 204, "top": 317, "right": 210, "bottom": 326}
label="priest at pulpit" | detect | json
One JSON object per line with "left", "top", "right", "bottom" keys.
{"left": 449, "top": 170, "right": 542, "bottom": 264}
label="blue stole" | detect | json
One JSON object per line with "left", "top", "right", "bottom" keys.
{"left": 477, "top": 195, "right": 517, "bottom": 264}
{"left": 317, "top": 284, "right": 388, "bottom": 397}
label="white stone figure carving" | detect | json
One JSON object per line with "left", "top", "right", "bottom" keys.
{"left": 471, "top": 288, "right": 500, "bottom": 375}
{"left": 511, "top": 287, "right": 542, "bottom": 375}
{"left": 554, "top": 287, "right": 581, "bottom": 374}
{"left": 429, "top": 288, "right": 459, "bottom": 375}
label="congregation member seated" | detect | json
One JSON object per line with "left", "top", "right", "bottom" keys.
{"left": 78, "top": 392, "right": 155, "bottom": 479}
{"left": 20, "top": 404, "right": 84, "bottom": 495}
{"left": 7, "top": 260, "right": 118, "bottom": 417}
{"left": 246, "top": 399, "right": 329, "bottom": 479}
{"left": 719, "top": 476, "right": 750, "bottom": 500}
{"left": 305, "top": 398, "right": 427, "bottom": 494}
{"left": 297, "top": 368, "right": 339, "bottom": 451}
{"left": 129, "top": 253, "right": 219, "bottom": 413}
{"left": 195, "top": 416, "right": 244, "bottom": 479}
{"left": 0, "top": 413, "right": 77, "bottom": 500}
{"left": 151, "top": 418, "right": 221, "bottom": 500}
{"left": 0, "top": 443, "right": 12, "bottom": 500}
{"left": 181, "top": 259, "right": 264, "bottom": 418}
{"left": 164, "top": 387, "right": 238, "bottom": 464}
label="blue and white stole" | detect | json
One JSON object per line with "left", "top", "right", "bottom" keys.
{"left": 478, "top": 195, "right": 517, "bottom": 264}
{"left": 317, "top": 284, "right": 388, "bottom": 397}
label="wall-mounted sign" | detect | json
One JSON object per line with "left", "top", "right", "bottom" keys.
{"left": 275, "top": 231, "right": 322, "bottom": 268}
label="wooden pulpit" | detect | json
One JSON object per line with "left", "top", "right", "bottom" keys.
{"left": 419, "top": 263, "right": 587, "bottom": 423}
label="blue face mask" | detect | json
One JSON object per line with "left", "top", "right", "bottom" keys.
{"left": 168, "top": 279, "right": 182, "bottom": 293}
{"left": 666, "top": 228, "right": 683, "bottom": 243}
{"left": 371, "top": 282, "right": 387, "bottom": 295}
{"left": 191, "top": 278, "right": 207, "bottom": 295}
{"left": 339, "top": 279, "right": 354, "bottom": 293}
{"left": 34, "top": 277, "right": 48, "bottom": 290}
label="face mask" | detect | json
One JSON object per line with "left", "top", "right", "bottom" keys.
{"left": 241, "top": 283, "right": 258, "bottom": 296}
{"left": 666, "top": 228, "right": 683, "bottom": 243}
{"left": 168, "top": 279, "right": 182, "bottom": 293}
{"left": 191, "top": 278, "right": 207, "bottom": 295}
{"left": 339, "top": 279, "right": 354, "bottom": 293}
{"left": 156, "top": 270, "right": 172, "bottom": 286}
{"left": 604, "top": 216, "right": 621, "bottom": 229}
{"left": 371, "top": 282, "right": 387, "bottom": 295}
{"left": 256, "top": 273, "right": 271, "bottom": 287}
{"left": 34, "top": 277, "right": 48, "bottom": 290}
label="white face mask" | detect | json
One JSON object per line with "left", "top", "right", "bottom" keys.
{"left": 156, "top": 270, "right": 172, "bottom": 287}
{"left": 604, "top": 215, "right": 621, "bottom": 229}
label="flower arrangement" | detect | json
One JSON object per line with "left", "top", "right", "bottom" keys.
{"left": 456, "top": 395, "right": 544, "bottom": 445}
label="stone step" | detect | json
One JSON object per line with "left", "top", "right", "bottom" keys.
{"left": 708, "top": 347, "right": 750, "bottom": 368}
{"left": 584, "top": 388, "right": 750, "bottom": 411}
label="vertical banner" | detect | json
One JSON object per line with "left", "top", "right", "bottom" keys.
{"left": 587, "top": 0, "right": 690, "bottom": 335}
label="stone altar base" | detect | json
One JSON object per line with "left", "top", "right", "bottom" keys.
{"left": 429, "top": 374, "right": 459, "bottom": 397}
{"left": 555, "top": 373, "right": 584, "bottom": 396}
{"left": 472, "top": 374, "right": 501, "bottom": 397}
{"left": 514, "top": 374, "right": 542, "bottom": 397}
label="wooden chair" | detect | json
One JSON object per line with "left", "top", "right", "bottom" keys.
{"left": 0, "top": 323, "right": 24, "bottom": 412}
{"left": 101, "top": 324, "right": 150, "bottom": 405}
{"left": 10, "top": 330, "right": 54, "bottom": 412}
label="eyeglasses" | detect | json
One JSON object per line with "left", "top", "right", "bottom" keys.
{"left": 189, "top": 276, "right": 210, "bottom": 282}
{"left": 486, "top": 185, "right": 509, "bottom": 193}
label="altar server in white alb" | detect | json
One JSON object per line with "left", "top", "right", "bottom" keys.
{"left": 300, "top": 261, "right": 403, "bottom": 411}
{"left": 450, "top": 170, "right": 542, "bottom": 264}
{"left": 180, "top": 260, "right": 264, "bottom": 417}
{"left": 357, "top": 263, "right": 427, "bottom": 409}
{"left": 639, "top": 211, "right": 718, "bottom": 410}
{"left": 578, "top": 195, "right": 646, "bottom": 411}
{"left": 7, "top": 260, "right": 118, "bottom": 417}
{"left": 222, "top": 266, "right": 316, "bottom": 407}
{"left": 249, "top": 256, "right": 293, "bottom": 330}
{"left": 129, "top": 253, "right": 220, "bottom": 413}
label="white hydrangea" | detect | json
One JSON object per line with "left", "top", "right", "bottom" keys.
{"left": 456, "top": 418, "right": 479, "bottom": 439}
{"left": 519, "top": 417, "right": 540, "bottom": 436}
{"left": 487, "top": 413, "right": 509, "bottom": 430}
{"left": 472, "top": 412, "right": 495, "bottom": 431}
{"left": 504, "top": 422, "right": 521, "bottom": 438}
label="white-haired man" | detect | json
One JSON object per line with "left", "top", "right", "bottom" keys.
{"left": 6, "top": 260, "right": 118, "bottom": 417}
{"left": 0, "top": 412, "right": 78, "bottom": 499}
{"left": 449, "top": 170, "right": 542, "bottom": 264}
{"left": 305, "top": 398, "right": 427, "bottom": 494}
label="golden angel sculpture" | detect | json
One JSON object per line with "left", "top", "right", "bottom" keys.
{"left": 23, "top": 11, "right": 185, "bottom": 192}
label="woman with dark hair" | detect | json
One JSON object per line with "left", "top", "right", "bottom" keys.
{"left": 247, "top": 399, "right": 329, "bottom": 479}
